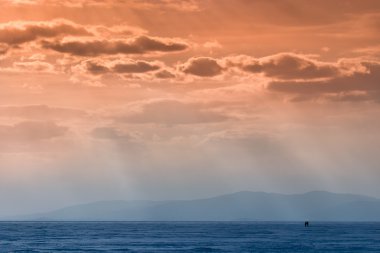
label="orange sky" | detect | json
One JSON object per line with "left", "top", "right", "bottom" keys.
{"left": 0, "top": 0, "right": 380, "bottom": 216}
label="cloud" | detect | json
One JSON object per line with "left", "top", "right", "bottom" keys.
{"left": 0, "top": 19, "right": 91, "bottom": 46}
{"left": 0, "top": 43, "right": 9, "bottom": 54}
{"left": 155, "top": 69, "right": 176, "bottom": 79}
{"left": 42, "top": 35, "right": 189, "bottom": 56}
{"left": 323, "top": 91, "right": 380, "bottom": 103}
{"left": 112, "top": 61, "right": 160, "bottom": 73}
{"left": 63, "top": 52, "right": 374, "bottom": 87}
{"left": 91, "top": 127, "right": 131, "bottom": 140}
{"left": 180, "top": 57, "right": 223, "bottom": 77}
{"left": 177, "top": 53, "right": 367, "bottom": 81}
{"left": 0, "top": 121, "right": 67, "bottom": 142}
{"left": 2, "top": 0, "right": 200, "bottom": 11}
{"left": 229, "top": 53, "right": 342, "bottom": 80}
{"left": 116, "top": 99, "right": 230, "bottom": 125}
{"left": 0, "top": 19, "right": 147, "bottom": 59}
{"left": 0, "top": 58, "right": 56, "bottom": 74}
{"left": 8, "top": 61, "right": 56, "bottom": 73}
{"left": 268, "top": 61, "right": 380, "bottom": 102}
{"left": 0, "top": 105, "right": 87, "bottom": 119}
{"left": 353, "top": 45, "right": 380, "bottom": 58}
{"left": 73, "top": 59, "right": 163, "bottom": 77}
{"left": 82, "top": 60, "right": 109, "bottom": 75}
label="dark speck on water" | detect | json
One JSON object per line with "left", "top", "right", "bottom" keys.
{"left": 0, "top": 221, "right": 379, "bottom": 252}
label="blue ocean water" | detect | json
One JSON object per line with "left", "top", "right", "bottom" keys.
{"left": 0, "top": 222, "right": 379, "bottom": 252}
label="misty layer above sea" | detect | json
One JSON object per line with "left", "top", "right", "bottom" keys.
{"left": 0, "top": 222, "right": 380, "bottom": 252}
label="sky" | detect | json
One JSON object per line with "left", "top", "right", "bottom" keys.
{"left": 0, "top": 0, "right": 380, "bottom": 216}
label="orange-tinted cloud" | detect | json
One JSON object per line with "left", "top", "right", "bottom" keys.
{"left": 180, "top": 57, "right": 223, "bottom": 77}
{"left": 268, "top": 61, "right": 380, "bottom": 102}
{"left": 0, "top": 121, "right": 67, "bottom": 142}
{"left": 91, "top": 126, "right": 132, "bottom": 140}
{"left": 2, "top": 0, "right": 200, "bottom": 11}
{"left": 116, "top": 99, "right": 230, "bottom": 125}
{"left": 112, "top": 61, "right": 160, "bottom": 73}
{"left": 0, "top": 43, "right": 9, "bottom": 54}
{"left": 177, "top": 53, "right": 368, "bottom": 81}
{"left": 73, "top": 59, "right": 163, "bottom": 77}
{"left": 154, "top": 69, "right": 176, "bottom": 79}
{"left": 42, "top": 35, "right": 189, "bottom": 56}
{"left": 0, "top": 19, "right": 90, "bottom": 45}
{"left": 9, "top": 60, "right": 56, "bottom": 73}
{"left": 323, "top": 91, "right": 380, "bottom": 103}
{"left": 61, "top": 52, "right": 373, "bottom": 86}
{"left": 0, "top": 105, "right": 87, "bottom": 119}
{"left": 231, "top": 53, "right": 341, "bottom": 80}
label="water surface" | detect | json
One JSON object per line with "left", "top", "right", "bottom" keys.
{"left": 0, "top": 222, "right": 379, "bottom": 252}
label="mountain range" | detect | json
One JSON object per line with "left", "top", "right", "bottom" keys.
{"left": 5, "top": 191, "right": 380, "bottom": 221}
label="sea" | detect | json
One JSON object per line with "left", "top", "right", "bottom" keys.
{"left": 0, "top": 222, "right": 379, "bottom": 252}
